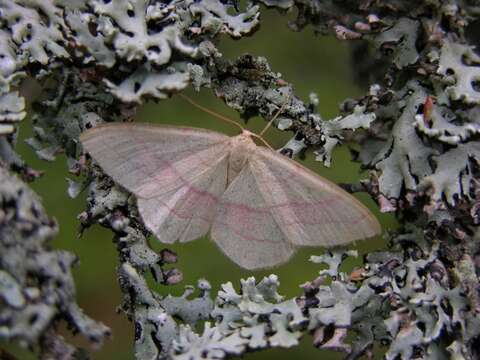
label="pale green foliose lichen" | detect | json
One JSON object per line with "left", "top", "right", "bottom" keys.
{"left": 1, "top": 0, "right": 480, "bottom": 359}
{"left": 0, "top": 167, "right": 110, "bottom": 354}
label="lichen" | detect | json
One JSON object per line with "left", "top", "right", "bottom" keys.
{"left": 420, "top": 142, "right": 480, "bottom": 205}
{"left": 0, "top": 167, "right": 110, "bottom": 353}
{"left": 437, "top": 38, "right": 480, "bottom": 104}
{"left": 367, "top": 82, "right": 435, "bottom": 200}
{"left": 302, "top": 237, "right": 479, "bottom": 359}
{"left": 172, "top": 274, "right": 305, "bottom": 358}
{"left": 1, "top": 0, "right": 480, "bottom": 359}
{"left": 0, "top": 0, "right": 70, "bottom": 65}
{"left": 316, "top": 105, "right": 376, "bottom": 167}
{"left": 0, "top": 29, "right": 25, "bottom": 135}
{"left": 372, "top": 18, "right": 420, "bottom": 69}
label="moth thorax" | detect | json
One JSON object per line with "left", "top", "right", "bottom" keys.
{"left": 227, "top": 134, "right": 256, "bottom": 183}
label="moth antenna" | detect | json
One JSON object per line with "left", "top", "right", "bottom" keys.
{"left": 249, "top": 133, "right": 274, "bottom": 151}
{"left": 259, "top": 93, "right": 292, "bottom": 137}
{"left": 178, "top": 93, "right": 245, "bottom": 133}
{"left": 179, "top": 93, "right": 275, "bottom": 150}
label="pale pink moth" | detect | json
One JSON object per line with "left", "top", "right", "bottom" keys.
{"left": 80, "top": 112, "right": 381, "bottom": 270}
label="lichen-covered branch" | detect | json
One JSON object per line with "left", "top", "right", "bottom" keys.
{"left": 0, "top": 166, "right": 110, "bottom": 356}
{"left": 0, "top": 0, "right": 479, "bottom": 359}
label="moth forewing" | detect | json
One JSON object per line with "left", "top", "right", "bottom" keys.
{"left": 137, "top": 153, "right": 230, "bottom": 244}
{"left": 80, "top": 123, "right": 230, "bottom": 198}
{"left": 251, "top": 146, "right": 381, "bottom": 246}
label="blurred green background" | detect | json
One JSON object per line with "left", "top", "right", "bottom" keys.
{"left": 7, "top": 10, "right": 396, "bottom": 360}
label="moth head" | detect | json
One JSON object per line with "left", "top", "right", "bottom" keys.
{"left": 235, "top": 130, "right": 257, "bottom": 148}
{"left": 242, "top": 129, "right": 255, "bottom": 138}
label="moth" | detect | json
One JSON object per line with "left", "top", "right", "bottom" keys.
{"left": 80, "top": 99, "right": 381, "bottom": 270}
